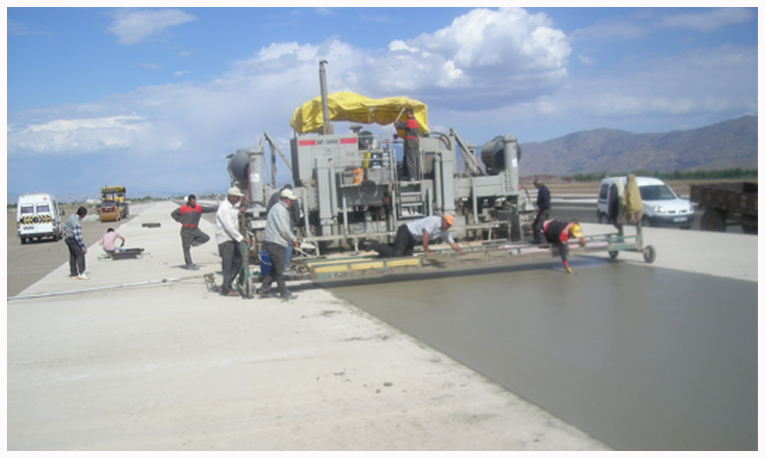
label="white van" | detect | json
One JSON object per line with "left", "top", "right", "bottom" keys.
{"left": 597, "top": 176, "right": 694, "bottom": 229}
{"left": 16, "top": 193, "right": 64, "bottom": 244}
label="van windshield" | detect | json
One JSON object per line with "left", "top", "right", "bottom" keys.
{"left": 639, "top": 185, "right": 676, "bottom": 200}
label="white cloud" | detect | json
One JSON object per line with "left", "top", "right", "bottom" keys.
{"left": 578, "top": 54, "right": 595, "bottom": 65}
{"left": 656, "top": 7, "right": 755, "bottom": 32}
{"left": 356, "top": 7, "right": 570, "bottom": 108}
{"left": 505, "top": 45, "right": 757, "bottom": 125}
{"left": 572, "top": 8, "right": 755, "bottom": 42}
{"left": 8, "top": 115, "right": 149, "bottom": 154}
{"left": 8, "top": 20, "right": 49, "bottom": 36}
{"left": 107, "top": 8, "right": 196, "bottom": 45}
{"left": 174, "top": 70, "right": 190, "bottom": 77}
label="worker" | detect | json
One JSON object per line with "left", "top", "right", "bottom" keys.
{"left": 215, "top": 187, "right": 251, "bottom": 297}
{"left": 608, "top": 179, "right": 626, "bottom": 236}
{"left": 63, "top": 206, "right": 89, "bottom": 279}
{"left": 267, "top": 184, "right": 301, "bottom": 270}
{"left": 542, "top": 219, "right": 587, "bottom": 274}
{"left": 257, "top": 188, "right": 299, "bottom": 301}
{"left": 368, "top": 215, "right": 462, "bottom": 258}
{"left": 394, "top": 107, "right": 420, "bottom": 181}
{"left": 171, "top": 194, "right": 216, "bottom": 270}
{"left": 532, "top": 176, "right": 551, "bottom": 244}
{"left": 624, "top": 174, "right": 644, "bottom": 224}
{"left": 98, "top": 227, "right": 125, "bottom": 254}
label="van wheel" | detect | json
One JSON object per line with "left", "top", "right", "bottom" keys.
{"left": 20, "top": 237, "right": 27, "bottom": 245}
{"left": 598, "top": 213, "right": 609, "bottom": 224}
{"left": 641, "top": 215, "right": 652, "bottom": 227}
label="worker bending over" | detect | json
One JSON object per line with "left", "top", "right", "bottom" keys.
{"left": 368, "top": 215, "right": 462, "bottom": 258}
{"left": 542, "top": 219, "right": 587, "bottom": 274}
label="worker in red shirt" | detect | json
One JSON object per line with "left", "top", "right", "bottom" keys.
{"left": 171, "top": 194, "right": 217, "bottom": 269}
{"left": 394, "top": 107, "right": 420, "bottom": 181}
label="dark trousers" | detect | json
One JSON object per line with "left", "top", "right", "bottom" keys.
{"left": 402, "top": 140, "right": 419, "bottom": 180}
{"left": 65, "top": 238, "right": 86, "bottom": 276}
{"left": 543, "top": 234, "right": 569, "bottom": 263}
{"left": 373, "top": 224, "right": 415, "bottom": 258}
{"left": 218, "top": 241, "right": 242, "bottom": 294}
{"left": 261, "top": 241, "right": 289, "bottom": 296}
{"left": 181, "top": 227, "right": 210, "bottom": 265}
{"left": 532, "top": 209, "right": 550, "bottom": 243}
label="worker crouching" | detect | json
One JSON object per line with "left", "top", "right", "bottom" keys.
{"left": 542, "top": 219, "right": 587, "bottom": 274}
{"left": 368, "top": 215, "right": 462, "bottom": 257}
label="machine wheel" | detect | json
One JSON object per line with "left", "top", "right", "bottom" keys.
{"left": 643, "top": 245, "right": 656, "bottom": 263}
{"left": 608, "top": 250, "right": 619, "bottom": 260}
{"left": 700, "top": 208, "right": 726, "bottom": 232}
{"left": 598, "top": 212, "right": 609, "bottom": 224}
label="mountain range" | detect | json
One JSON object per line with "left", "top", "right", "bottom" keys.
{"left": 518, "top": 115, "right": 757, "bottom": 177}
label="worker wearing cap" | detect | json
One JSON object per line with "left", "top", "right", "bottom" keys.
{"left": 171, "top": 194, "right": 217, "bottom": 270}
{"left": 267, "top": 184, "right": 301, "bottom": 269}
{"left": 369, "top": 215, "right": 462, "bottom": 258}
{"left": 257, "top": 188, "right": 299, "bottom": 300}
{"left": 215, "top": 187, "right": 251, "bottom": 297}
{"left": 542, "top": 219, "right": 587, "bottom": 273}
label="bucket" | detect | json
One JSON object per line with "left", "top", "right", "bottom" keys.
{"left": 352, "top": 168, "right": 364, "bottom": 184}
{"left": 259, "top": 250, "right": 271, "bottom": 277}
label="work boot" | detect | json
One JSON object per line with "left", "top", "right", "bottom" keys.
{"left": 256, "top": 288, "right": 274, "bottom": 299}
{"left": 281, "top": 292, "right": 298, "bottom": 301}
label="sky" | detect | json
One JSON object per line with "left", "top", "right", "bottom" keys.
{"left": 5, "top": 6, "right": 759, "bottom": 201}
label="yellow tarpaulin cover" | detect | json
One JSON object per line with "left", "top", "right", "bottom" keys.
{"left": 289, "top": 91, "right": 429, "bottom": 135}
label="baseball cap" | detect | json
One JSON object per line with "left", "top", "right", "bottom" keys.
{"left": 569, "top": 224, "right": 583, "bottom": 238}
{"left": 281, "top": 189, "right": 297, "bottom": 200}
{"left": 443, "top": 214, "right": 454, "bottom": 226}
{"left": 227, "top": 187, "right": 244, "bottom": 197}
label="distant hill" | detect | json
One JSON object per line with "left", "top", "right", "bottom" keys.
{"left": 519, "top": 115, "right": 757, "bottom": 176}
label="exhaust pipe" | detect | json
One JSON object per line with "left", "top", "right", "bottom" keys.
{"left": 319, "top": 60, "right": 334, "bottom": 135}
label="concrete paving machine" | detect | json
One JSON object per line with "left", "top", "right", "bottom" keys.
{"left": 226, "top": 62, "right": 535, "bottom": 259}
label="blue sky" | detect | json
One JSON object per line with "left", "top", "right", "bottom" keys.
{"left": 6, "top": 7, "right": 759, "bottom": 201}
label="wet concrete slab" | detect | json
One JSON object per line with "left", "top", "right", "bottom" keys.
{"left": 325, "top": 258, "right": 758, "bottom": 450}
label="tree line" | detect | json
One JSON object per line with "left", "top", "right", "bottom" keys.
{"left": 567, "top": 168, "right": 758, "bottom": 182}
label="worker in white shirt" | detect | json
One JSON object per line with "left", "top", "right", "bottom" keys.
{"left": 368, "top": 214, "right": 462, "bottom": 257}
{"left": 215, "top": 187, "right": 250, "bottom": 297}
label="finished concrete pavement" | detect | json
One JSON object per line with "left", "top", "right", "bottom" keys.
{"left": 8, "top": 201, "right": 614, "bottom": 450}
